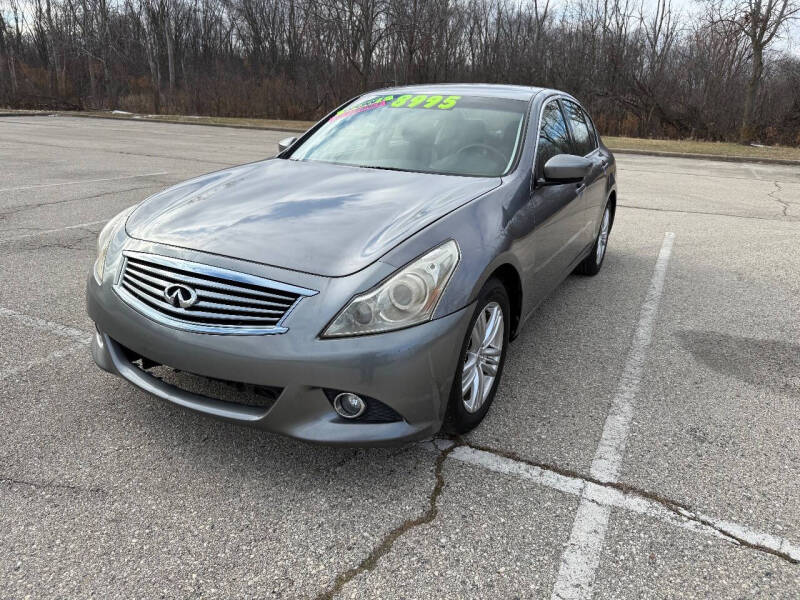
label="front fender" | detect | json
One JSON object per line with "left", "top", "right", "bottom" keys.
{"left": 379, "top": 180, "right": 529, "bottom": 321}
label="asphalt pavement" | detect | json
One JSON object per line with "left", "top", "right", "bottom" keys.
{"left": 1, "top": 116, "right": 798, "bottom": 599}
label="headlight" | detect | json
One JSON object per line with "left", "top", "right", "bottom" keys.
{"left": 93, "top": 206, "right": 136, "bottom": 284}
{"left": 322, "top": 240, "right": 460, "bottom": 337}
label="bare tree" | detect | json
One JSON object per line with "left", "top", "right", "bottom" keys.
{"left": 0, "top": 0, "right": 24, "bottom": 100}
{"left": 1, "top": 0, "right": 799, "bottom": 144}
{"left": 704, "top": 0, "right": 800, "bottom": 142}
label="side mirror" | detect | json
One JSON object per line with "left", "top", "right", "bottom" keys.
{"left": 542, "top": 154, "right": 592, "bottom": 184}
{"left": 278, "top": 136, "right": 297, "bottom": 154}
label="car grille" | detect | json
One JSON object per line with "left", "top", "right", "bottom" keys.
{"left": 115, "top": 251, "right": 316, "bottom": 334}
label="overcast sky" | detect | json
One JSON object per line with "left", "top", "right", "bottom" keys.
{"left": 1, "top": 0, "right": 798, "bottom": 56}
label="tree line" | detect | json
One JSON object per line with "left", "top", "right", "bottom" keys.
{"left": 1, "top": 0, "right": 798, "bottom": 145}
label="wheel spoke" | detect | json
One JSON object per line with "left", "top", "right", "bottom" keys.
{"left": 463, "top": 352, "right": 478, "bottom": 373}
{"left": 475, "top": 310, "right": 487, "bottom": 341}
{"left": 482, "top": 306, "right": 503, "bottom": 350}
{"left": 596, "top": 208, "right": 610, "bottom": 265}
{"left": 481, "top": 354, "right": 499, "bottom": 376}
{"left": 462, "top": 365, "right": 474, "bottom": 396}
{"left": 482, "top": 345, "right": 502, "bottom": 357}
{"left": 467, "top": 367, "right": 481, "bottom": 411}
{"left": 481, "top": 352, "right": 500, "bottom": 366}
{"left": 470, "top": 318, "right": 483, "bottom": 349}
{"left": 474, "top": 363, "right": 485, "bottom": 402}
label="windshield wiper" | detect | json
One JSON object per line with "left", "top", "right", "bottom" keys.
{"left": 358, "top": 164, "right": 415, "bottom": 174}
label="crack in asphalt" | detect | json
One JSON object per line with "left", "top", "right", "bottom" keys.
{"left": 767, "top": 181, "right": 790, "bottom": 217}
{"left": 618, "top": 165, "right": 799, "bottom": 185}
{"left": 314, "top": 443, "right": 456, "bottom": 600}
{"left": 13, "top": 230, "right": 96, "bottom": 251}
{"left": 459, "top": 439, "right": 799, "bottom": 566}
{"left": 0, "top": 219, "right": 99, "bottom": 231}
{"left": 0, "top": 184, "right": 158, "bottom": 218}
{"left": 0, "top": 476, "right": 107, "bottom": 497}
{"left": 313, "top": 430, "right": 798, "bottom": 600}
{"left": 0, "top": 136, "right": 235, "bottom": 167}
{"left": 618, "top": 203, "right": 799, "bottom": 222}
{"left": 0, "top": 220, "right": 108, "bottom": 245}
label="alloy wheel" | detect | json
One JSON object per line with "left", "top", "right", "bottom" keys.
{"left": 461, "top": 301, "right": 505, "bottom": 413}
{"left": 596, "top": 207, "right": 610, "bottom": 265}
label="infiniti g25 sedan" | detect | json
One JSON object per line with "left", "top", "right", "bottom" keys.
{"left": 87, "top": 84, "right": 616, "bottom": 445}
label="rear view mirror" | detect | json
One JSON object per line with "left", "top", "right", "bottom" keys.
{"left": 278, "top": 136, "right": 297, "bottom": 154}
{"left": 543, "top": 154, "right": 592, "bottom": 183}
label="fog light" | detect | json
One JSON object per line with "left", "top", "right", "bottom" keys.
{"left": 333, "top": 393, "right": 366, "bottom": 419}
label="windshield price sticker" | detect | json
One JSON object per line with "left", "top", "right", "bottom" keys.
{"left": 333, "top": 94, "right": 462, "bottom": 122}
{"left": 331, "top": 96, "right": 390, "bottom": 122}
{"left": 388, "top": 94, "right": 460, "bottom": 109}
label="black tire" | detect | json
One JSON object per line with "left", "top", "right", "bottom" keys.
{"left": 443, "top": 278, "right": 511, "bottom": 434}
{"left": 574, "top": 202, "right": 612, "bottom": 276}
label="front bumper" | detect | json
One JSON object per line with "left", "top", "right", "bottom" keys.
{"left": 87, "top": 267, "right": 473, "bottom": 446}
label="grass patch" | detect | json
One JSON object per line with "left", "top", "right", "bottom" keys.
{"left": 75, "top": 111, "right": 315, "bottom": 131}
{"left": 6, "top": 108, "right": 799, "bottom": 161}
{"left": 604, "top": 135, "right": 800, "bottom": 161}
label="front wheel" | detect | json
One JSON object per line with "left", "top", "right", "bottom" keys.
{"left": 574, "top": 203, "right": 612, "bottom": 276}
{"left": 443, "top": 278, "right": 510, "bottom": 434}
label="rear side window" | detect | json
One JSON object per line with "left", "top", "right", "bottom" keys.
{"left": 563, "top": 100, "right": 596, "bottom": 156}
{"left": 584, "top": 111, "right": 599, "bottom": 147}
{"left": 536, "top": 101, "right": 572, "bottom": 174}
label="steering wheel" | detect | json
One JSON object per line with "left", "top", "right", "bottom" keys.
{"left": 455, "top": 143, "right": 507, "bottom": 164}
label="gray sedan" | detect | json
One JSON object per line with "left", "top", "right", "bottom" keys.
{"left": 87, "top": 84, "right": 616, "bottom": 445}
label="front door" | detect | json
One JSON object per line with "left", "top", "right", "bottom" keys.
{"left": 527, "top": 100, "right": 587, "bottom": 307}
{"left": 562, "top": 99, "right": 608, "bottom": 247}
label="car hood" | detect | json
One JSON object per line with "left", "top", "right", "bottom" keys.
{"left": 126, "top": 159, "right": 500, "bottom": 277}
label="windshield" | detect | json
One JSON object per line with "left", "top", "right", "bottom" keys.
{"left": 288, "top": 94, "right": 527, "bottom": 177}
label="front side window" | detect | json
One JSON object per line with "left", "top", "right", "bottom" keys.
{"left": 536, "top": 101, "right": 572, "bottom": 174}
{"left": 563, "top": 100, "right": 596, "bottom": 156}
{"left": 289, "top": 94, "right": 527, "bottom": 177}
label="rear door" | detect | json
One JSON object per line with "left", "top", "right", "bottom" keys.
{"left": 561, "top": 100, "right": 608, "bottom": 248}
{"left": 528, "top": 99, "right": 587, "bottom": 306}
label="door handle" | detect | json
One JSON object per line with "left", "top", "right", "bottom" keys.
{"left": 576, "top": 183, "right": 586, "bottom": 194}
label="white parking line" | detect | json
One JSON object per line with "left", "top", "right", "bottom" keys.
{"left": 0, "top": 306, "right": 91, "bottom": 344}
{"left": 551, "top": 232, "right": 675, "bottom": 600}
{"left": 0, "top": 342, "right": 87, "bottom": 383}
{"left": 0, "top": 171, "right": 168, "bottom": 193}
{"left": 0, "top": 219, "right": 108, "bottom": 243}
{"left": 444, "top": 445, "right": 799, "bottom": 563}
{"left": 0, "top": 307, "right": 92, "bottom": 384}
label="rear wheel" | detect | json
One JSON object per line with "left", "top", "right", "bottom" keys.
{"left": 574, "top": 203, "right": 611, "bottom": 276}
{"left": 443, "top": 278, "right": 510, "bottom": 434}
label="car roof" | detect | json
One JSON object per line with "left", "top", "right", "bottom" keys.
{"left": 370, "top": 83, "right": 550, "bottom": 101}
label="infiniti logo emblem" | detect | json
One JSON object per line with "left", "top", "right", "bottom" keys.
{"left": 163, "top": 283, "right": 198, "bottom": 308}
